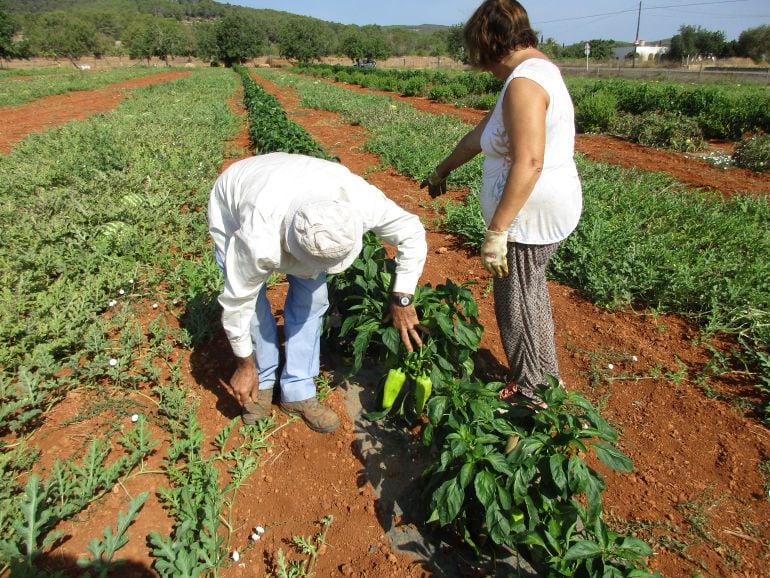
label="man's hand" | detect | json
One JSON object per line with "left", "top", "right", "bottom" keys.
{"left": 481, "top": 229, "right": 509, "bottom": 278}
{"left": 389, "top": 302, "right": 423, "bottom": 353}
{"left": 230, "top": 355, "right": 259, "bottom": 406}
{"left": 419, "top": 169, "right": 447, "bottom": 198}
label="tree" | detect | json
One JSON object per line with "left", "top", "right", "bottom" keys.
{"left": 215, "top": 13, "right": 265, "bottom": 66}
{"left": 0, "top": 6, "right": 29, "bottom": 62}
{"left": 538, "top": 37, "right": 562, "bottom": 60}
{"left": 561, "top": 39, "right": 614, "bottom": 60}
{"left": 339, "top": 27, "right": 366, "bottom": 63}
{"left": 124, "top": 17, "right": 187, "bottom": 65}
{"left": 36, "top": 13, "right": 100, "bottom": 61}
{"left": 446, "top": 23, "right": 466, "bottom": 62}
{"left": 359, "top": 25, "right": 390, "bottom": 61}
{"left": 278, "top": 19, "right": 333, "bottom": 63}
{"left": 192, "top": 20, "right": 218, "bottom": 63}
{"left": 668, "top": 25, "right": 727, "bottom": 61}
{"left": 737, "top": 25, "right": 770, "bottom": 63}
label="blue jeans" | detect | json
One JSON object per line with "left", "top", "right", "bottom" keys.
{"left": 250, "top": 274, "right": 328, "bottom": 402}
{"left": 216, "top": 251, "right": 327, "bottom": 402}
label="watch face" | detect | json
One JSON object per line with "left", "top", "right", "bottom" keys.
{"left": 398, "top": 295, "right": 412, "bottom": 307}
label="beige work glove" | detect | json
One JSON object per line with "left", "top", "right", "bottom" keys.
{"left": 480, "top": 229, "right": 509, "bottom": 278}
{"left": 419, "top": 169, "right": 447, "bottom": 198}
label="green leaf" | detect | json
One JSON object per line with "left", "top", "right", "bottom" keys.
{"left": 454, "top": 320, "right": 481, "bottom": 349}
{"left": 549, "top": 453, "right": 568, "bottom": 492}
{"left": 381, "top": 326, "right": 401, "bottom": 355}
{"left": 520, "top": 530, "right": 548, "bottom": 549}
{"left": 427, "top": 395, "right": 448, "bottom": 425}
{"left": 486, "top": 507, "right": 511, "bottom": 546}
{"left": 362, "top": 407, "right": 393, "bottom": 421}
{"left": 585, "top": 472, "right": 605, "bottom": 524}
{"left": 618, "top": 536, "right": 654, "bottom": 558}
{"left": 563, "top": 540, "right": 603, "bottom": 561}
{"left": 593, "top": 441, "right": 634, "bottom": 472}
{"left": 434, "top": 478, "right": 465, "bottom": 525}
{"left": 474, "top": 470, "right": 496, "bottom": 508}
{"left": 484, "top": 450, "right": 514, "bottom": 476}
{"left": 568, "top": 454, "right": 590, "bottom": 493}
{"left": 459, "top": 462, "right": 475, "bottom": 489}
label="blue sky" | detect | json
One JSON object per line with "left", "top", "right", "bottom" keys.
{"left": 233, "top": 1, "right": 769, "bottom": 44}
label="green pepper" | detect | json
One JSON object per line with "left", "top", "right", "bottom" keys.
{"left": 382, "top": 368, "right": 407, "bottom": 409}
{"left": 414, "top": 373, "right": 432, "bottom": 415}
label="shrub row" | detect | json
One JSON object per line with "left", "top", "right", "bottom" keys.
{"left": 234, "top": 65, "right": 332, "bottom": 159}
{"left": 295, "top": 64, "right": 769, "bottom": 154}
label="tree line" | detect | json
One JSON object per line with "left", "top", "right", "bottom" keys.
{"left": 0, "top": 0, "right": 450, "bottom": 65}
{"left": 1, "top": 0, "right": 768, "bottom": 66}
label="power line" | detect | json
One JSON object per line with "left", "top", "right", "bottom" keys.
{"left": 538, "top": 0, "right": 750, "bottom": 25}
{"left": 646, "top": 0, "right": 749, "bottom": 10}
{"left": 539, "top": 8, "right": 637, "bottom": 25}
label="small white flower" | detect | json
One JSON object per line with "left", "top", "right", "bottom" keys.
{"left": 255, "top": 526, "right": 265, "bottom": 535}
{"left": 109, "top": 358, "right": 118, "bottom": 367}
{"left": 109, "top": 300, "right": 117, "bottom": 307}
{"left": 152, "top": 303, "right": 159, "bottom": 309}
{"left": 128, "top": 279, "right": 134, "bottom": 284}
{"left": 172, "top": 298, "right": 179, "bottom": 305}
{"left": 131, "top": 414, "right": 139, "bottom": 422}
{"left": 631, "top": 355, "right": 638, "bottom": 362}
{"left": 118, "top": 289, "right": 125, "bottom": 295}
{"left": 231, "top": 550, "right": 240, "bottom": 562}
{"left": 251, "top": 533, "right": 260, "bottom": 541}
{"left": 607, "top": 363, "right": 614, "bottom": 370}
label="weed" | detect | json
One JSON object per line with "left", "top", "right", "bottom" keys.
{"left": 76, "top": 492, "right": 149, "bottom": 577}
{"left": 273, "top": 515, "right": 334, "bottom": 578}
{"left": 733, "top": 133, "right": 770, "bottom": 172}
{"left": 664, "top": 357, "right": 689, "bottom": 387}
{"left": 314, "top": 373, "right": 335, "bottom": 403}
{"left": 676, "top": 488, "right": 743, "bottom": 571}
{"left": 761, "top": 458, "right": 770, "bottom": 502}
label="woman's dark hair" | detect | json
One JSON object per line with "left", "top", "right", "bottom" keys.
{"left": 464, "top": 0, "right": 538, "bottom": 68}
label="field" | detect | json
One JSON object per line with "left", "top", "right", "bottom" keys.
{"left": 0, "top": 65, "right": 769, "bottom": 578}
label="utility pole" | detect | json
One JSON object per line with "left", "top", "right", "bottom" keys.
{"left": 633, "top": 1, "right": 642, "bottom": 68}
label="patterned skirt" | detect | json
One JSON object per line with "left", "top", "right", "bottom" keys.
{"left": 493, "top": 241, "right": 560, "bottom": 397}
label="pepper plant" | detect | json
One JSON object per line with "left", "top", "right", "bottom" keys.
{"left": 421, "top": 375, "right": 657, "bottom": 576}
{"left": 324, "top": 233, "right": 482, "bottom": 418}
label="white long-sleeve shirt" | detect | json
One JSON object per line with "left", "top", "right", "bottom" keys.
{"left": 208, "top": 153, "right": 427, "bottom": 358}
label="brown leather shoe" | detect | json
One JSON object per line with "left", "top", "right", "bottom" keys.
{"left": 279, "top": 397, "right": 340, "bottom": 433}
{"left": 241, "top": 389, "right": 273, "bottom": 425}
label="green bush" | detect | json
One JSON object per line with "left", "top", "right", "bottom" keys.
{"left": 610, "top": 111, "right": 706, "bottom": 152}
{"left": 733, "top": 133, "right": 770, "bottom": 172}
{"left": 398, "top": 77, "right": 428, "bottom": 97}
{"left": 456, "top": 92, "right": 499, "bottom": 110}
{"left": 575, "top": 91, "right": 618, "bottom": 134}
{"left": 447, "top": 82, "right": 470, "bottom": 99}
{"left": 429, "top": 84, "right": 456, "bottom": 102}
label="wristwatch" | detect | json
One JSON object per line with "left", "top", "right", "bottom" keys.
{"left": 391, "top": 293, "right": 414, "bottom": 307}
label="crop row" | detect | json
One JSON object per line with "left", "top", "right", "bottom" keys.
{"left": 255, "top": 67, "right": 770, "bottom": 420}
{"left": 0, "top": 66, "right": 169, "bottom": 107}
{"left": 321, "top": 230, "right": 655, "bottom": 575}
{"left": 295, "top": 64, "right": 770, "bottom": 155}
{"left": 0, "top": 68, "right": 277, "bottom": 576}
{"left": 230, "top": 70, "right": 655, "bottom": 576}
{"left": 233, "top": 65, "right": 332, "bottom": 159}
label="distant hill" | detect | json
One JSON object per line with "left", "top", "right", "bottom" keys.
{"left": 3, "top": 0, "right": 453, "bottom": 33}
{"left": 1, "top": 0, "right": 455, "bottom": 62}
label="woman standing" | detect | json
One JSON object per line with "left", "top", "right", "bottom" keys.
{"left": 422, "top": 0, "right": 582, "bottom": 402}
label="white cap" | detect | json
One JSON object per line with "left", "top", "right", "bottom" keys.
{"left": 285, "top": 198, "right": 363, "bottom": 274}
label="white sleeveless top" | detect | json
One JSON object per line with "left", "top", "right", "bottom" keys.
{"left": 479, "top": 58, "right": 582, "bottom": 244}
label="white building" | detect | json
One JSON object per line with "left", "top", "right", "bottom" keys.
{"left": 612, "top": 41, "right": 668, "bottom": 62}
